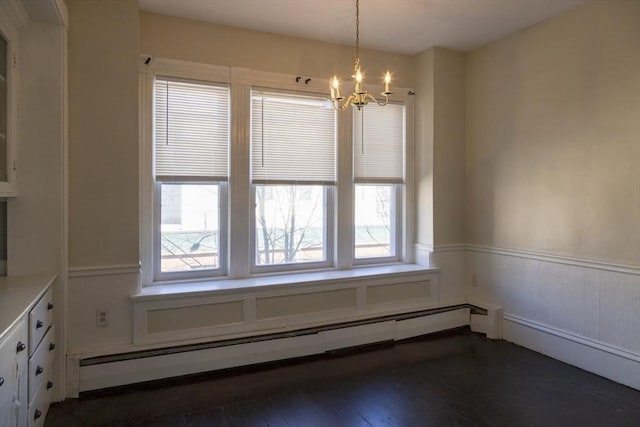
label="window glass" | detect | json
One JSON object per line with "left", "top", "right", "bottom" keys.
{"left": 160, "top": 183, "right": 220, "bottom": 273}
{"left": 255, "top": 184, "right": 325, "bottom": 265}
{"left": 354, "top": 184, "right": 394, "bottom": 258}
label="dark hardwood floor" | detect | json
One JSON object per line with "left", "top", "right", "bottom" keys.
{"left": 46, "top": 329, "right": 640, "bottom": 426}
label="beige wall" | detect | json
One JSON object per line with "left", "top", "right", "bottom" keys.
{"left": 68, "top": 0, "right": 139, "bottom": 267}
{"left": 139, "top": 11, "right": 415, "bottom": 89}
{"left": 414, "top": 47, "right": 466, "bottom": 248}
{"left": 433, "top": 48, "right": 465, "bottom": 246}
{"left": 465, "top": 0, "right": 640, "bottom": 265}
{"left": 414, "top": 48, "right": 434, "bottom": 246}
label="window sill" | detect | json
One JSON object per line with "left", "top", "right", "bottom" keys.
{"left": 133, "top": 264, "right": 438, "bottom": 302}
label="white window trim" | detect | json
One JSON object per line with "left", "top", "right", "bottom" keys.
{"left": 139, "top": 55, "right": 415, "bottom": 287}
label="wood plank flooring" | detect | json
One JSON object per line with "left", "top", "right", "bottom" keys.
{"left": 45, "top": 329, "right": 640, "bottom": 426}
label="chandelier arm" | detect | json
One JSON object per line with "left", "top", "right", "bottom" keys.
{"left": 363, "top": 93, "right": 391, "bottom": 107}
{"left": 332, "top": 95, "right": 356, "bottom": 111}
{"left": 373, "top": 96, "right": 391, "bottom": 107}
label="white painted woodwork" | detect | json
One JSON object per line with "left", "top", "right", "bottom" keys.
{"left": 467, "top": 246, "right": 640, "bottom": 390}
{"left": 0, "top": 275, "right": 55, "bottom": 426}
{"left": 2, "top": 0, "right": 68, "bottom": 405}
{"left": 77, "top": 308, "right": 470, "bottom": 392}
{"left": 132, "top": 266, "right": 439, "bottom": 346}
{"left": 504, "top": 315, "right": 640, "bottom": 391}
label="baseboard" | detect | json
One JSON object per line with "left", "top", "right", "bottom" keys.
{"left": 76, "top": 307, "right": 470, "bottom": 393}
{"left": 503, "top": 314, "right": 640, "bottom": 391}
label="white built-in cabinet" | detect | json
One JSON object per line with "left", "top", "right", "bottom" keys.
{"left": 0, "top": 275, "right": 56, "bottom": 426}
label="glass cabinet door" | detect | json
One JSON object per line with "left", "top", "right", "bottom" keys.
{"left": 0, "top": 33, "right": 7, "bottom": 183}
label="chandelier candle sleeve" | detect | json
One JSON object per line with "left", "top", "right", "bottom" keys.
{"left": 331, "top": 76, "right": 341, "bottom": 99}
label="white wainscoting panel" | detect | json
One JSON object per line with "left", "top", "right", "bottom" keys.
{"left": 132, "top": 268, "right": 439, "bottom": 346}
{"left": 466, "top": 245, "right": 640, "bottom": 390}
{"left": 66, "top": 267, "right": 140, "bottom": 355}
{"left": 431, "top": 245, "right": 467, "bottom": 306}
{"left": 503, "top": 314, "right": 640, "bottom": 391}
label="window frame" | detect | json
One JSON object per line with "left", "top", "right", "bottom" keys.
{"left": 351, "top": 101, "right": 406, "bottom": 265}
{"left": 139, "top": 57, "right": 415, "bottom": 287}
{"left": 248, "top": 88, "right": 337, "bottom": 273}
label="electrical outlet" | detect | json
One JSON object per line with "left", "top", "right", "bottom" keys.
{"left": 471, "top": 273, "right": 478, "bottom": 287}
{"left": 96, "top": 310, "right": 108, "bottom": 327}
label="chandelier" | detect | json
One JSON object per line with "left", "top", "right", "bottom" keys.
{"left": 330, "top": 0, "right": 392, "bottom": 111}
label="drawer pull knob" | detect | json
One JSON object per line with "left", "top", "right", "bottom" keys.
{"left": 34, "top": 409, "right": 42, "bottom": 420}
{"left": 16, "top": 342, "right": 26, "bottom": 352}
{"left": 36, "top": 320, "right": 44, "bottom": 329}
{"left": 48, "top": 302, "right": 54, "bottom": 310}
{"left": 47, "top": 381, "right": 54, "bottom": 390}
{"left": 49, "top": 342, "right": 56, "bottom": 351}
{"left": 0, "top": 377, "right": 4, "bottom": 386}
{"left": 36, "top": 366, "right": 44, "bottom": 375}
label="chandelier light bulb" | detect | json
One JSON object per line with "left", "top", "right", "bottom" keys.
{"left": 331, "top": 76, "right": 341, "bottom": 99}
{"left": 384, "top": 71, "right": 391, "bottom": 93}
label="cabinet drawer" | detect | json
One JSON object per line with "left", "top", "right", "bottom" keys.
{"left": 0, "top": 318, "right": 28, "bottom": 402}
{"left": 28, "top": 382, "right": 51, "bottom": 427}
{"left": 28, "top": 325, "right": 55, "bottom": 402}
{"left": 29, "top": 287, "right": 54, "bottom": 352}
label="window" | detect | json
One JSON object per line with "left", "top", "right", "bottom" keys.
{"left": 251, "top": 91, "right": 336, "bottom": 270}
{"left": 141, "top": 61, "right": 411, "bottom": 285}
{"left": 353, "top": 103, "right": 404, "bottom": 261}
{"left": 153, "top": 78, "right": 229, "bottom": 279}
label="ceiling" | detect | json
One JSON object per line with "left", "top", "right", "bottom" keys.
{"left": 137, "top": 0, "right": 589, "bottom": 55}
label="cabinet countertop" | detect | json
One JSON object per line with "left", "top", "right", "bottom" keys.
{"left": 0, "top": 274, "right": 56, "bottom": 340}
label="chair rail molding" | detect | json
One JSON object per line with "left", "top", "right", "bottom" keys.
{"left": 68, "top": 264, "right": 141, "bottom": 278}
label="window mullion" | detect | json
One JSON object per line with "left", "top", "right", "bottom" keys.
{"left": 139, "top": 71, "right": 154, "bottom": 286}
{"left": 228, "top": 78, "right": 251, "bottom": 279}
{"left": 403, "top": 97, "right": 415, "bottom": 263}
{"left": 335, "top": 107, "right": 354, "bottom": 269}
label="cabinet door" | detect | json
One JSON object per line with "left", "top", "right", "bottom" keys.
{"left": 0, "top": 18, "right": 17, "bottom": 196}
{"left": 0, "top": 317, "right": 28, "bottom": 427}
{"left": 0, "top": 32, "right": 8, "bottom": 183}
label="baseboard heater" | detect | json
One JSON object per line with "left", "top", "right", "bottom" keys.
{"left": 75, "top": 304, "right": 489, "bottom": 393}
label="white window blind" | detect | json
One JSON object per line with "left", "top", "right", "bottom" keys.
{"left": 353, "top": 103, "right": 404, "bottom": 183}
{"left": 154, "top": 79, "right": 229, "bottom": 180}
{"left": 251, "top": 90, "right": 336, "bottom": 185}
